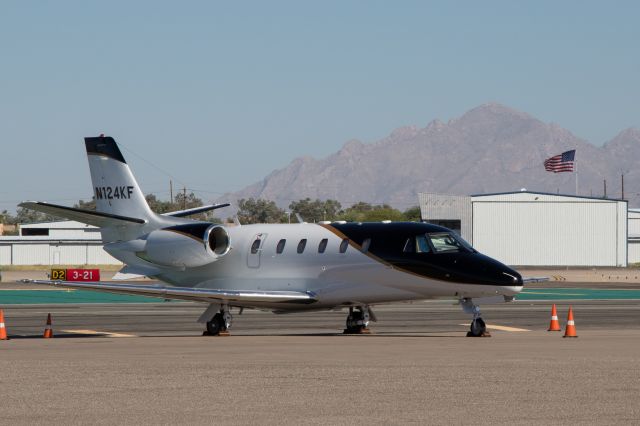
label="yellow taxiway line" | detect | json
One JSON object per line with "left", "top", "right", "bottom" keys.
{"left": 61, "top": 329, "right": 137, "bottom": 338}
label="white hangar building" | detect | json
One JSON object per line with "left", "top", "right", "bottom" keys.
{"left": 628, "top": 209, "right": 640, "bottom": 264}
{"left": 419, "top": 191, "right": 628, "bottom": 267}
{"left": 0, "top": 221, "right": 121, "bottom": 266}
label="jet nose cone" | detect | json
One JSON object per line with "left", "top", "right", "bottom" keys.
{"left": 500, "top": 268, "right": 523, "bottom": 287}
{"left": 473, "top": 253, "right": 522, "bottom": 286}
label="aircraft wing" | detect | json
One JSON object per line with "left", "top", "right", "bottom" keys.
{"left": 21, "top": 279, "right": 317, "bottom": 304}
{"left": 19, "top": 201, "right": 145, "bottom": 227}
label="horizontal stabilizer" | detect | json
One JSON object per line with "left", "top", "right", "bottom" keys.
{"left": 162, "top": 203, "right": 230, "bottom": 218}
{"left": 18, "top": 201, "right": 146, "bottom": 227}
{"left": 21, "top": 279, "right": 318, "bottom": 305}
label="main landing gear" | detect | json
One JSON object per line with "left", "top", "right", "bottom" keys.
{"left": 460, "top": 298, "right": 490, "bottom": 337}
{"left": 202, "top": 305, "right": 233, "bottom": 336}
{"left": 344, "top": 306, "right": 375, "bottom": 334}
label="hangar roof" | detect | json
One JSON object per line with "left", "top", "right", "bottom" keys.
{"left": 471, "top": 190, "right": 627, "bottom": 203}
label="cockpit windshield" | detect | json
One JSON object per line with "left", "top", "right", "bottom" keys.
{"left": 403, "top": 231, "right": 474, "bottom": 254}
{"left": 427, "top": 232, "right": 473, "bottom": 253}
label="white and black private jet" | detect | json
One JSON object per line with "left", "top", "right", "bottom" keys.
{"left": 21, "top": 136, "right": 533, "bottom": 337}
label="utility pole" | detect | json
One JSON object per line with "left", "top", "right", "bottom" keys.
{"left": 169, "top": 180, "right": 173, "bottom": 204}
{"left": 622, "top": 174, "right": 625, "bottom": 200}
{"left": 604, "top": 179, "right": 607, "bottom": 198}
{"left": 183, "top": 186, "right": 187, "bottom": 210}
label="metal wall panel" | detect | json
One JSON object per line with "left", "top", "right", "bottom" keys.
{"left": 49, "top": 229, "right": 101, "bottom": 239}
{"left": 12, "top": 244, "right": 50, "bottom": 265}
{"left": 472, "top": 201, "right": 625, "bottom": 266}
{"left": 0, "top": 245, "right": 11, "bottom": 265}
{"left": 629, "top": 241, "right": 640, "bottom": 264}
{"left": 618, "top": 202, "right": 628, "bottom": 267}
{"left": 0, "top": 242, "right": 121, "bottom": 266}
{"left": 50, "top": 245, "right": 87, "bottom": 265}
{"left": 628, "top": 211, "right": 640, "bottom": 237}
{"left": 87, "top": 245, "right": 121, "bottom": 265}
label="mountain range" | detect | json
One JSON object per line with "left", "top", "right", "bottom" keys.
{"left": 216, "top": 103, "right": 640, "bottom": 211}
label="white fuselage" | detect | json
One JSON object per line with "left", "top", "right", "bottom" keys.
{"left": 116, "top": 223, "right": 522, "bottom": 312}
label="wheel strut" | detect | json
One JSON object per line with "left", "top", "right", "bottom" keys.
{"left": 460, "top": 298, "right": 491, "bottom": 338}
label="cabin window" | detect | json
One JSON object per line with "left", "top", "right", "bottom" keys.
{"left": 339, "top": 238, "right": 349, "bottom": 253}
{"left": 297, "top": 239, "right": 307, "bottom": 254}
{"left": 416, "top": 235, "right": 431, "bottom": 253}
{"left": 276, "top": 239, "right": 286, "bottom": 254}
{"left": 361, "top": 238, "right": 371, "bottom": 253}
{"left": 250, "top": 239, "right": 261, "bottom": 254}
{"left": 318, "top": 238, "right": 328, "bottom": 253}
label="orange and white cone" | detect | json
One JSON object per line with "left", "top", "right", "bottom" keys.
{"left": 43, "top": 313, "right": 53, "bottom": 339}
{"left": 547, "top": 304, "right": 561, "bottom": 331}
{"left": 0, "top": 309, "right": 8, "bottom": 340}
{"left": 563, "top": 306, "right": 578, "bottom": 338}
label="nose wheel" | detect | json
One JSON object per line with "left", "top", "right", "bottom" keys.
{"left": 460, "top": 298, "right": 491, "bottom": 337}
{"left": 469, "top": 317, "right": 487, "bottom": 337}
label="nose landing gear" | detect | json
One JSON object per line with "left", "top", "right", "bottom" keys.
{"left": 460, "top": 298, "right": 491, "bottom": 337}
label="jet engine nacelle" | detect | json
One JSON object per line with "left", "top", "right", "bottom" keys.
{"left": 142, "top": 223, "right": 230, "bottom": 268}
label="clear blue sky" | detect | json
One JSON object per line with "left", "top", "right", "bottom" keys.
{"left": 1, "top": 1, "right": 638, "bottom": 212}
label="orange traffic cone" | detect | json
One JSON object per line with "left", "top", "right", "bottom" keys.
{"left": 0, "top": 309, "right": 8, "bottom": 340}
{"left": 563, "top": 306, "right": 578, "bottom": 338}
{"left": 43, "top": 313, "right": 53, "bottom": 339}
{"left": 547, "top": 304, "right": 561, "bottom": 331}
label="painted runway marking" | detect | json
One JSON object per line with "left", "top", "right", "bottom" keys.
{"left": 61, "top": 329, "right": 137, "bottom": 338}
{"left": 459, "top": 324, "right": 531, "bottom": 332}
{"left": 0, "top": 289, "right": 76, "bottom": 291}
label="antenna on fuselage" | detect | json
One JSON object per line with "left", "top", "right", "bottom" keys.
{"left": 295, "top": 213, "right": 306, "bottom": 224}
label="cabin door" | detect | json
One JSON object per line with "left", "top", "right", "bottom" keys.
{"left": 247, "top": 233, "right": 268, "bottom": 268}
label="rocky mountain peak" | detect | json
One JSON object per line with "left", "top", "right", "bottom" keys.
{"left": 216, "top": 104, "right": 640, "bottom": 211}
{"left": 607, "top": 128, "right": 640, "bottom": 146}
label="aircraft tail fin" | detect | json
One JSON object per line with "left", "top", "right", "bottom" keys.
{"left": 85, "top": 136, "right": 155, "bottom": 222}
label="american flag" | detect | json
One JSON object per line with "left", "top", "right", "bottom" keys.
{"left": 544, "top": 150, "right": 576, "bottom": 173}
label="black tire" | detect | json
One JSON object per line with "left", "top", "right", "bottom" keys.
{"left": 469, "top": 318, "right": 486, "bottom": 337}
{"left": 345, "top": 311, "right": 364, "bottom": 332}
{"left": 206, "top": 313, "right": 225, "bottom": 335}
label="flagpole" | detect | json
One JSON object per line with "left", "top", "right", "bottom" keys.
{"left": 575, "top": 157, "right": 578, "bottom": 195}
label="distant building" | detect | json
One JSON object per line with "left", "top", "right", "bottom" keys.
{"left": 419, "top": 191, "right": 628, "bottom": 267}
{"left": 0, "top": 221, "right": 121, "bottom": 266}
{"left": 628, "top": 209, "right": 640, "bottom": 264}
